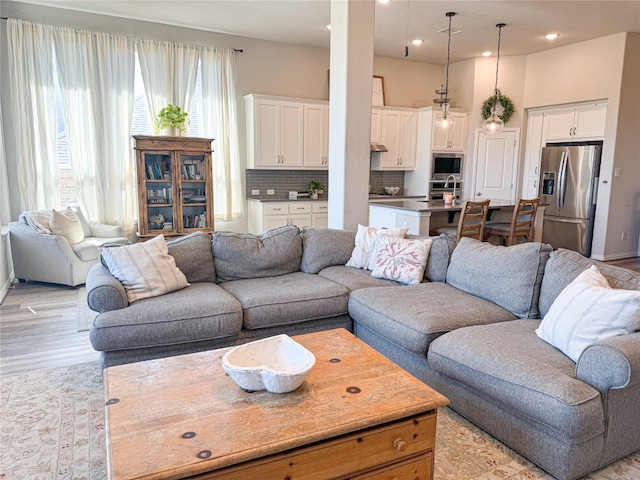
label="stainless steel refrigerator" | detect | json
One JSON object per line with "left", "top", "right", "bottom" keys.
{"left": 539, "top": 144, "right": 602, "bottom": 257}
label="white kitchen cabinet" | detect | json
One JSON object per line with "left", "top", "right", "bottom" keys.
{"left": 543, "top": 102, "right": 607, "bottom": 141}
{"left": 248, "top": 200, "right": 325, "bottom": 234}
{"left": 245, "top": 95, "right": 304, "bottom": 169}
{"left": 303, "top": 103, "right": 329, "bottom": 169}
{"left": 370, "top": 108, "right": 382, "bottom": 144}
{"left": 521, "top": 110, "right": 544, "bottom": 199}
{"left": 432, "top": 111, "right": 468, "bottom": 151}
{"left": 371, "top": 109, "right": 417, "bottom": 170}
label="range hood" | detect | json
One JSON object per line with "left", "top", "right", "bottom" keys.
{"left": 371, "top": 143, "right": 388, "bottom": 153}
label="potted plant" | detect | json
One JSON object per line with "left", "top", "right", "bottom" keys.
{"left": 308, "top": 180, "right": 325, "bottom": 200}
{"left": 153, "top": 104, "right": 189, "bottom": 136}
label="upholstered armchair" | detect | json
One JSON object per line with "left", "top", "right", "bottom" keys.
{"left": 9, "top": 206, "right": 129, "bottom": 287}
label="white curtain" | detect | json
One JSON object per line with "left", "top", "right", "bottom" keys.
{"left": 200, "top": 47, "right": 244, "bottom": 221}
{"left": 0, "top": 109, "right": 11, "bottom": 224}
{"left": 137, "top": 39, "right": 199, "bottom": 121}
{"left": 52, "top": 27, "right": 136, "bottom": 232}
{"left": 6, "top": 19, "right": 59, "bottom": 212}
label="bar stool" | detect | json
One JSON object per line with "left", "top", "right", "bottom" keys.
{"left": 484, "top": 197, "right": 540, "bottom": 246}
{"left": 429, "top": 199, "right": 491, "bottom": 241}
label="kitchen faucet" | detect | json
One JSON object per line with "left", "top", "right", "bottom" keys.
{"left": 445, "top": 174, "right": 457, "bottom": 200}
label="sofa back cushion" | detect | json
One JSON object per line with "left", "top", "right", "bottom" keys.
{"left": 539, "top": 248, "right": 640, "bottom": 317}
{"left": 212, "top": 225, "right": 302, "bottom": 282}
{"left": 300, "top": 227, "right": 356, "bottom": 274}
{"left": 446, "top": 238, "right": 552, "bottom": 318}
{"left": 166, "top": 231, "right": 215, "bottom": 283}
{"left": 406, "top": 233, "right": 457, "bottom": 282}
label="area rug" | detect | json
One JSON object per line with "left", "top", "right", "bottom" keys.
{"left": 76, "top": 287, "right": 97, "bottom": 332}
{"left": 1, "top": 362, "right": 639, "bottom": 480}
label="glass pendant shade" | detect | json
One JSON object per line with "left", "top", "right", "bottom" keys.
{"left": 482, "top": 106, "right": 504, "bottom": 136}
{"left": 435, "top": 103, "right": 456, "bottom": 134}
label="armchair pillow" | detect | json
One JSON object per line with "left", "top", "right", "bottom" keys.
{"left": 99, "top": 234, "right": 189, "bottom": 303}
{"left": 49, "top": 207, "right": 85, "bottom": 244}
{"left": 536, "top": 265, "right": 640, "bottom": 362}
{"left": 345, "top": 224, "right": 408, "bottom": 270}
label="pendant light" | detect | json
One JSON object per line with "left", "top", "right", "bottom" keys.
{"left": 434, "top": 12, "right": 456, "bottom": 135}
{"left": 483, "top": 23, "right": 506, "bottom": 136}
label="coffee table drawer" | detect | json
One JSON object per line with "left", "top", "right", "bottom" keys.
{"left": 195, "top": 412, "right": 437, "bottom": 479}
{"left": 351, "top": 452, "right": 433, "bottom": 480}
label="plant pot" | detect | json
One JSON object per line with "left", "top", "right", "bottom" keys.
{"left": 310, "top": 192, "right": 319, "bottom": 200}
{"left": 160, "top": 127, "right": 179, "bottom": 137}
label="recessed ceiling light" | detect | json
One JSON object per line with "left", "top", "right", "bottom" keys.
{"left": 325, "top": 24, "right": 331, "bottom": 31}
{"left": 377, "top": 0, "right": 392, "bottom": 4}
{"left": 545, "top": 33, "right": 559, "bottom": 40}
{"left": 482, "top": 51, "right": 492, "bottom": 57}
{"left": 411, "top": 39, "right": 424, "bottom": 46}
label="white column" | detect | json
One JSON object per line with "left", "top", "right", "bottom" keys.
{"left": 328, "top": 0, "right": 375, "bottom": 230}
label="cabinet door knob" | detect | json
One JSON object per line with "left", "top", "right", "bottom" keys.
{"left": 393, "top": 437, "right": 407, "bottom": 452}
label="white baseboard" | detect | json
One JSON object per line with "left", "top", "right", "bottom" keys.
{"left": 0, "top": 272, "right": 14, "bottom": 304}
{"left": 591, "top": 251, "right": 639, "bottom": 262}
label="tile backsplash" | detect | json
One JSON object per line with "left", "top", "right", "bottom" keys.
{"left": 246, "top": 169, "right": 405, "bottom": 200}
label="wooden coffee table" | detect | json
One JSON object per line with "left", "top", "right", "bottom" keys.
{"left": 103, "top": 328, "right": 449, "bottom": 479}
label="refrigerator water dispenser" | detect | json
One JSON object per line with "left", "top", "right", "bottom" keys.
{"left": 542, "top": 172, "right": 555, "bottom": 195}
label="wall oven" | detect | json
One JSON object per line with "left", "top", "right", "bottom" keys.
{"left": 430, "top": 153, "right": 463, "bottom": 200}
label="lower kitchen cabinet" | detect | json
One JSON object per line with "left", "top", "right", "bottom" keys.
{"left": 248, "top": 200, "right": 326, "bottom": 234}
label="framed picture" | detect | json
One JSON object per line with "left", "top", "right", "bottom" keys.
{"left": 327, "top": 71, "right": 386, "bottom": 106}
{"left": 372, "top": 75, "right": 385, "bottom": 106}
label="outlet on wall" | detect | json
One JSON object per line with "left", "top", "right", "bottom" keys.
{"left": 267, "top": 189, "right": 275, "bottom": 195}
{"left": 621, "top": 231, "right": 627, "bottom": 240}
{"left": 251, "top": 189, "right": 260, "bottom": 195}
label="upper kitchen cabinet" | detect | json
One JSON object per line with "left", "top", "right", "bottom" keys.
{"left": 543, "top": 102, "right": 607, "bottom": 141}
{"left": 245, "top": 94, "right": 303, "bottom": 169}
{"left": 370, "top": 108, "right": 382, "bottom": 144}
{"left": 432, "top": 111, "right": 468, "bottom": 151}
{"left": 520, "top": 110, "right": 544, "bottom": 199}
{"left": 371, "top": 108, "right": 417, "bottom": 170}
{"left": 303, "top": 103, "right": 329, "bottom": 169}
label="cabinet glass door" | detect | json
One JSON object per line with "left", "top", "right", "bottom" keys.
{"left": 144, "top": 152, "right": 175, "bottom": 233}
{"left": 180, "top": 153, "right": 208, "bottom": 230}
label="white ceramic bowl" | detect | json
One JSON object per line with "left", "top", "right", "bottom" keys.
{"left": 221, "top": 335, "right": 316, "bottom": 393}
{"left": 384, "top": 186, "right": 400, "bottom": 196}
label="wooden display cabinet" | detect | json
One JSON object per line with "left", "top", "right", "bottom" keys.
{"left": 133, "top": 135, "right": 214, "bottom": 239}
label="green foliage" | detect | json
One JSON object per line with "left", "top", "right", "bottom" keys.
{"left": 308, "top": 180, "right": 325, "bottom": 196}
{"left": 481, "top": 93, "right": 515, "bottom": 123}
{"left": 153, "top": 104, "right": 189, "bottom": 135}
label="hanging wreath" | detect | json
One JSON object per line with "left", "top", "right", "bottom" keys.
{"left": 481, "top": 93, "right": 515, "bottom": 124}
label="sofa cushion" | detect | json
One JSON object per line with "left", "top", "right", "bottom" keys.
{"left": 166, "top": 231, "right": 215, "bottom": 283}
{"left": 371, "top": 236, "right": 432, "bottom": 285}
{"left": 539, "top": 248, "right": 640, "bottom": 318}
{"left": 50, "top": 207, "right": 84, "bottom": 244}
{"left": 349, "top": 282, "right": 517, "bottom": 357}
{"left": 99, "top": 234, "right": 189, "bottom": 303}
{"left": 428, "top": 320, "right": 605, "bottom": 443}
{"left": 345, "top": 224, "right": 408, "bottom": 270}
{"left": 212, "top": 225, "right": 302, "bottom": 282}
{"left": 300, "top": 227, "right": 356, "bottom": 274}
{"left": 536, "top": 265, "right": 640, "bottom": 362}
{"left": 417, "top": 233, "right": 456, "bottom": 283}
{"left": 446, "top": 238, "right": 551, "bottom": 318}
{"left": 71, "top": 236, "right": 130, "bottom": 262}
{"left": 318, "top": 265, "right": 401, "bottom": 291}
{"left": 219, "top": 272, "right": 349, "bottom": 330}
{"left": 90, "top": 283, "right": 242, "bottom": 351}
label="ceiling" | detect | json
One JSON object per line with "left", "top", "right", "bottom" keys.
{"left": 11, "top": 0, "right": 640, "bottom": 64}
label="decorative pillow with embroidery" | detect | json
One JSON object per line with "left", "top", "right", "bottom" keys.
{"left": 49, "top": 207, "right": 85, "bottom": 244}
{"left": 100, "top": 234, "right": 189, "bottom": 303}
{"left": 345, "top": 224, "right": 408, "bottom": 270}
{"left": 536, "top": 265, "right": 640, "bottom": 362}
{"left": 371, "top": 236, "right": 433, "bottom": 285}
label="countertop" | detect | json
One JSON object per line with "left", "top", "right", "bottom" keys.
{"left": 247, "top": 197, "right": 327, "bottom": 203}
{"left": 369, "top": 198, "right": 517, "bottom": 212}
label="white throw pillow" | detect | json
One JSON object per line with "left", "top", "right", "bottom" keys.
{"left": 536, "top": 265, "right": 640, "bottom": 362}
{"left": 371, "top": 236, "right": 433, "bottom": 285}
{"left": 100, "top": 234, "right": 189, "bottom": 303}
{"left": 49, "top": 207, "right": 85, "bottom": 244}
{"left": 345, "top": 224, "right": 408, "bottom": 270}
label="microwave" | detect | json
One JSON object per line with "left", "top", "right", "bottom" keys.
{"left": 432, "top": 153, "right": 463, "bottom": 180}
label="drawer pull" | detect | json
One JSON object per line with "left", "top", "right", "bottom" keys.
{"left": 393, "top": 437, "right": 407, "bottom": 452}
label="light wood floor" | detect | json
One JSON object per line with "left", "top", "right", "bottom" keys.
{"left": 2, "top": 257, "right": 639, "bottom": 377}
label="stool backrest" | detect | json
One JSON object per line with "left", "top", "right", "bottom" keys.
{"left": 507, "top": 197, "right": 540, "bottom": 245}
{"left": 457, "top": 199, "right": 491, "bottom": 241}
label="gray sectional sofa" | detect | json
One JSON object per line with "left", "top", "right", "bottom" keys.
{"left": 86, "top": 225, "right": 640, "bottom": 480}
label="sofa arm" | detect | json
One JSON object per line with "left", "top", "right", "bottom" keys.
{"left": 85, "top": 263, "right": 128, "bottom": 313}
{"left": 89, "top": 221, "right": 126, "bottom": 238}
{"left": 576, "top": 332, "right": 640, "bottom": 393}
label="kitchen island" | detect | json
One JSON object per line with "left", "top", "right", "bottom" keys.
{"left": 369, "top": 199, "right": 544, "bottom": 240}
